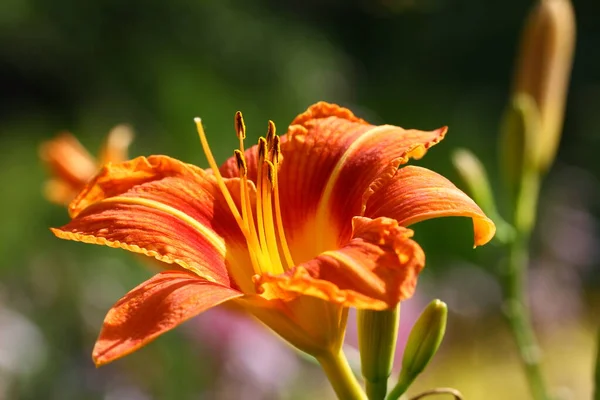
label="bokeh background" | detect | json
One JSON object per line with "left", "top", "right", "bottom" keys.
{"left": 1, "top": 0, "right": 599, "bottom": 399}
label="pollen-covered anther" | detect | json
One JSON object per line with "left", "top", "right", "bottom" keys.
{"left": 234, "top": 150, "right": 247, "bottom": 177}
{"left": 258, "top": 137, "right": 268, "bottom": 160}
{"left": 266, "top": 120, "right": 276, "bottom": 147}
{"left": 265, "top": 160, "right": 276, "bottom": 187}
{"left": 234, "top": 111, "right": 246, "bottom": 140}
{"left": 271, "top": 135, "right": 282, "bottom": 165}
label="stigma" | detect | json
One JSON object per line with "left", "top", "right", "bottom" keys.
{"left": 195, "top": 113, "right": 295, "bottom": 284}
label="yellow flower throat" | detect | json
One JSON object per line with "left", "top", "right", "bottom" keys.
{"left": 195, "top": 113, "right": 295, "bottom": 286}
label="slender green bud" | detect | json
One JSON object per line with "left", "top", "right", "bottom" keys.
{"left": 358, "top": 306, "right": 400, "bottom": 400}
{"left": 498, "top": 95, "right": 543, "bottom": 234}
{"left": 401, "top": 300, "right": 447, "bottom": 381}
{"left": 499, "top": 94, "right": 540, "bottom": 197}
{"left": 452, "top": 149, "right": 496, "bottom": 218}
{"left": 512, "top": 0, "right": 576, "bottom": 172}
{"left": 452, "top": 149, "right": 514, "bottom": 244}
{"left": 389, "top": 300, "right": 447, "bottom": 399}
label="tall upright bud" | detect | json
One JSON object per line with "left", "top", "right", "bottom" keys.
{"left": 358, "top": 307, "right": 400, "bottom": 400}
{"left": 512, "top": 0, "right": 576, "bottom": 172}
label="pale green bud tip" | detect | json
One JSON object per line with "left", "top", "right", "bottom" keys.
{"left": 401, "top": 300, "right": 447, "bottom": 378}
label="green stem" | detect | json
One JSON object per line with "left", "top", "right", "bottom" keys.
{"left": 386, "top": 379, "right": 410, "bottom": 400}
{"left": 366, "top": 380, "right": 388, "bottom": 400}
{"left": 317, "top": 350, "right": 368, "bottom": 400}
{"left": 500, "top": 167, "right": 550, "bottom": 400}
{"left": 503, "top": 236, "right": 549, "bottom": 400}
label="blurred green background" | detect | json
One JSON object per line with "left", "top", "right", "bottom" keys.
{"left": 1, "top": 0, "right": 599, "bottom": 399}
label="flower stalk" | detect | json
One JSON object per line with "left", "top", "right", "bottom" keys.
{"left": 496, "top": 1, "right": 575, "bottom": 398}
{"left": 316, "top": 350, "right": 368, "bottom": 400}
{"left": 503, "top": 229, "right": 548, "bottom": 400}
{"left": 450, "top": 1, "right": 576, "bottom": 398}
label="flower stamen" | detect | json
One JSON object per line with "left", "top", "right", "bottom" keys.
{"left": 197, "top": 114, "right": 296, "bottom": 278}
{"left": 270, "top": 136, "right": 296, "bottom": 270}
{"left": 234, "top": 150, "right": 264, "bottom": 268}
{"left": 197, "top": 118, "right": 264, "bottom": 282}
{"left": 266, "top": 120, "right": 276, "bottom": 149}
{"left": 256, "top": 138, "right": 270, "bottom": 262}
{"left": 235, "top": 111, "right": 246, "bottom": 153}
{"left": 195, "top": 118, "right": 245, "bottom": 230}
{"left": 262, "top": 160, "right": 285, "bottom": 274}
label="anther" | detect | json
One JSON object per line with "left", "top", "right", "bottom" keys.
{"left": 272, "top": 135, "right": 281, "bottom": 164}
{"left": 265, "top": 160, "right": 275, "bottom": 186}
{"left": 258, "top": 137, "right": 268, "bottom": 159}
{"left": 266, "top": 120, "right": 276, "bottom": 147}
{"left": 234, "top": 111, "right": 246, "bottom": 140}
{"left": 234, "top": 150, "right": 247, "bottom": 176}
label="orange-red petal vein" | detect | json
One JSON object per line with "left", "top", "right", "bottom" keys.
{"left": 52, "top": 156, "right": 253, "bottom": 287}
{"left": 365, "top": 165, "right": 496, "bottom": 247}
{"left": 93, "top": 270, "right": 242, "bottom": 366}
{"left": 275, "top": 102, "right": 447, "bottom": 261}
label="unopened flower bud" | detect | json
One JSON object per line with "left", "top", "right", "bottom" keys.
{"left": 358, "top": 306, "right": 400, "bottom": 400}
{"left": 390, "top": 300, "right": 447, "bottom": 398}
{"left": 499, "top": 94, "right": 540, "bottom": 188}
{"left": 512, "top": 0, "right": 576, "bottom": 172}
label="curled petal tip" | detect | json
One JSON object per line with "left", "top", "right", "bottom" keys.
{"left": 473, "top": 216, "right": 497, "bottom": 248}
{"left": 365, "top": 166, "right": 496, "bottom": 248}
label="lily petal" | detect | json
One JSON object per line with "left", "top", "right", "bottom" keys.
{"left": 221, "top": 102, "right": 446, "bottom": 261}
{"left": 283, "top": 103, "right": 446, "bottom": 259}
{"left": 52, "top": 156, "right": 249, "bottom": 287}
{"left": 255, "top": 217, "right": 425, "bottom": 310}
{"left": 93, "top": 270, "right": 243, "bottom": 366}
{"left": 236, "top": 295, "right": 347, "bottom": 355}
{"left": 365, "top": 166, "right": 496, "bottom": 247}
{"left": 99, "top": 124, "right": 134, "bottom": 165}
{"left": 39, "top": 133, "right": 97, "bottom": 194}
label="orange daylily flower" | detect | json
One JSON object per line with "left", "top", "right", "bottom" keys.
{"left": 40, "top": 125, "right": 134, "bottom": 205}
{"left": 51, "top": 102, "right": 495, "bottom": 366}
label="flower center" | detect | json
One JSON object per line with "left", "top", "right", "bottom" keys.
{"left": 195, "top": 113, "right": 295, "bottom": 283}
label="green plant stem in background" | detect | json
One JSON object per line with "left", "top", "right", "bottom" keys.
{"left": 317, "top": 350, "right": 368, "bottom": 400}
{"left": 503, "top": 234, "right": 549, "bottom": 400}
{"left": 498, "top": 146, "right": 552, "bottom": 400}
